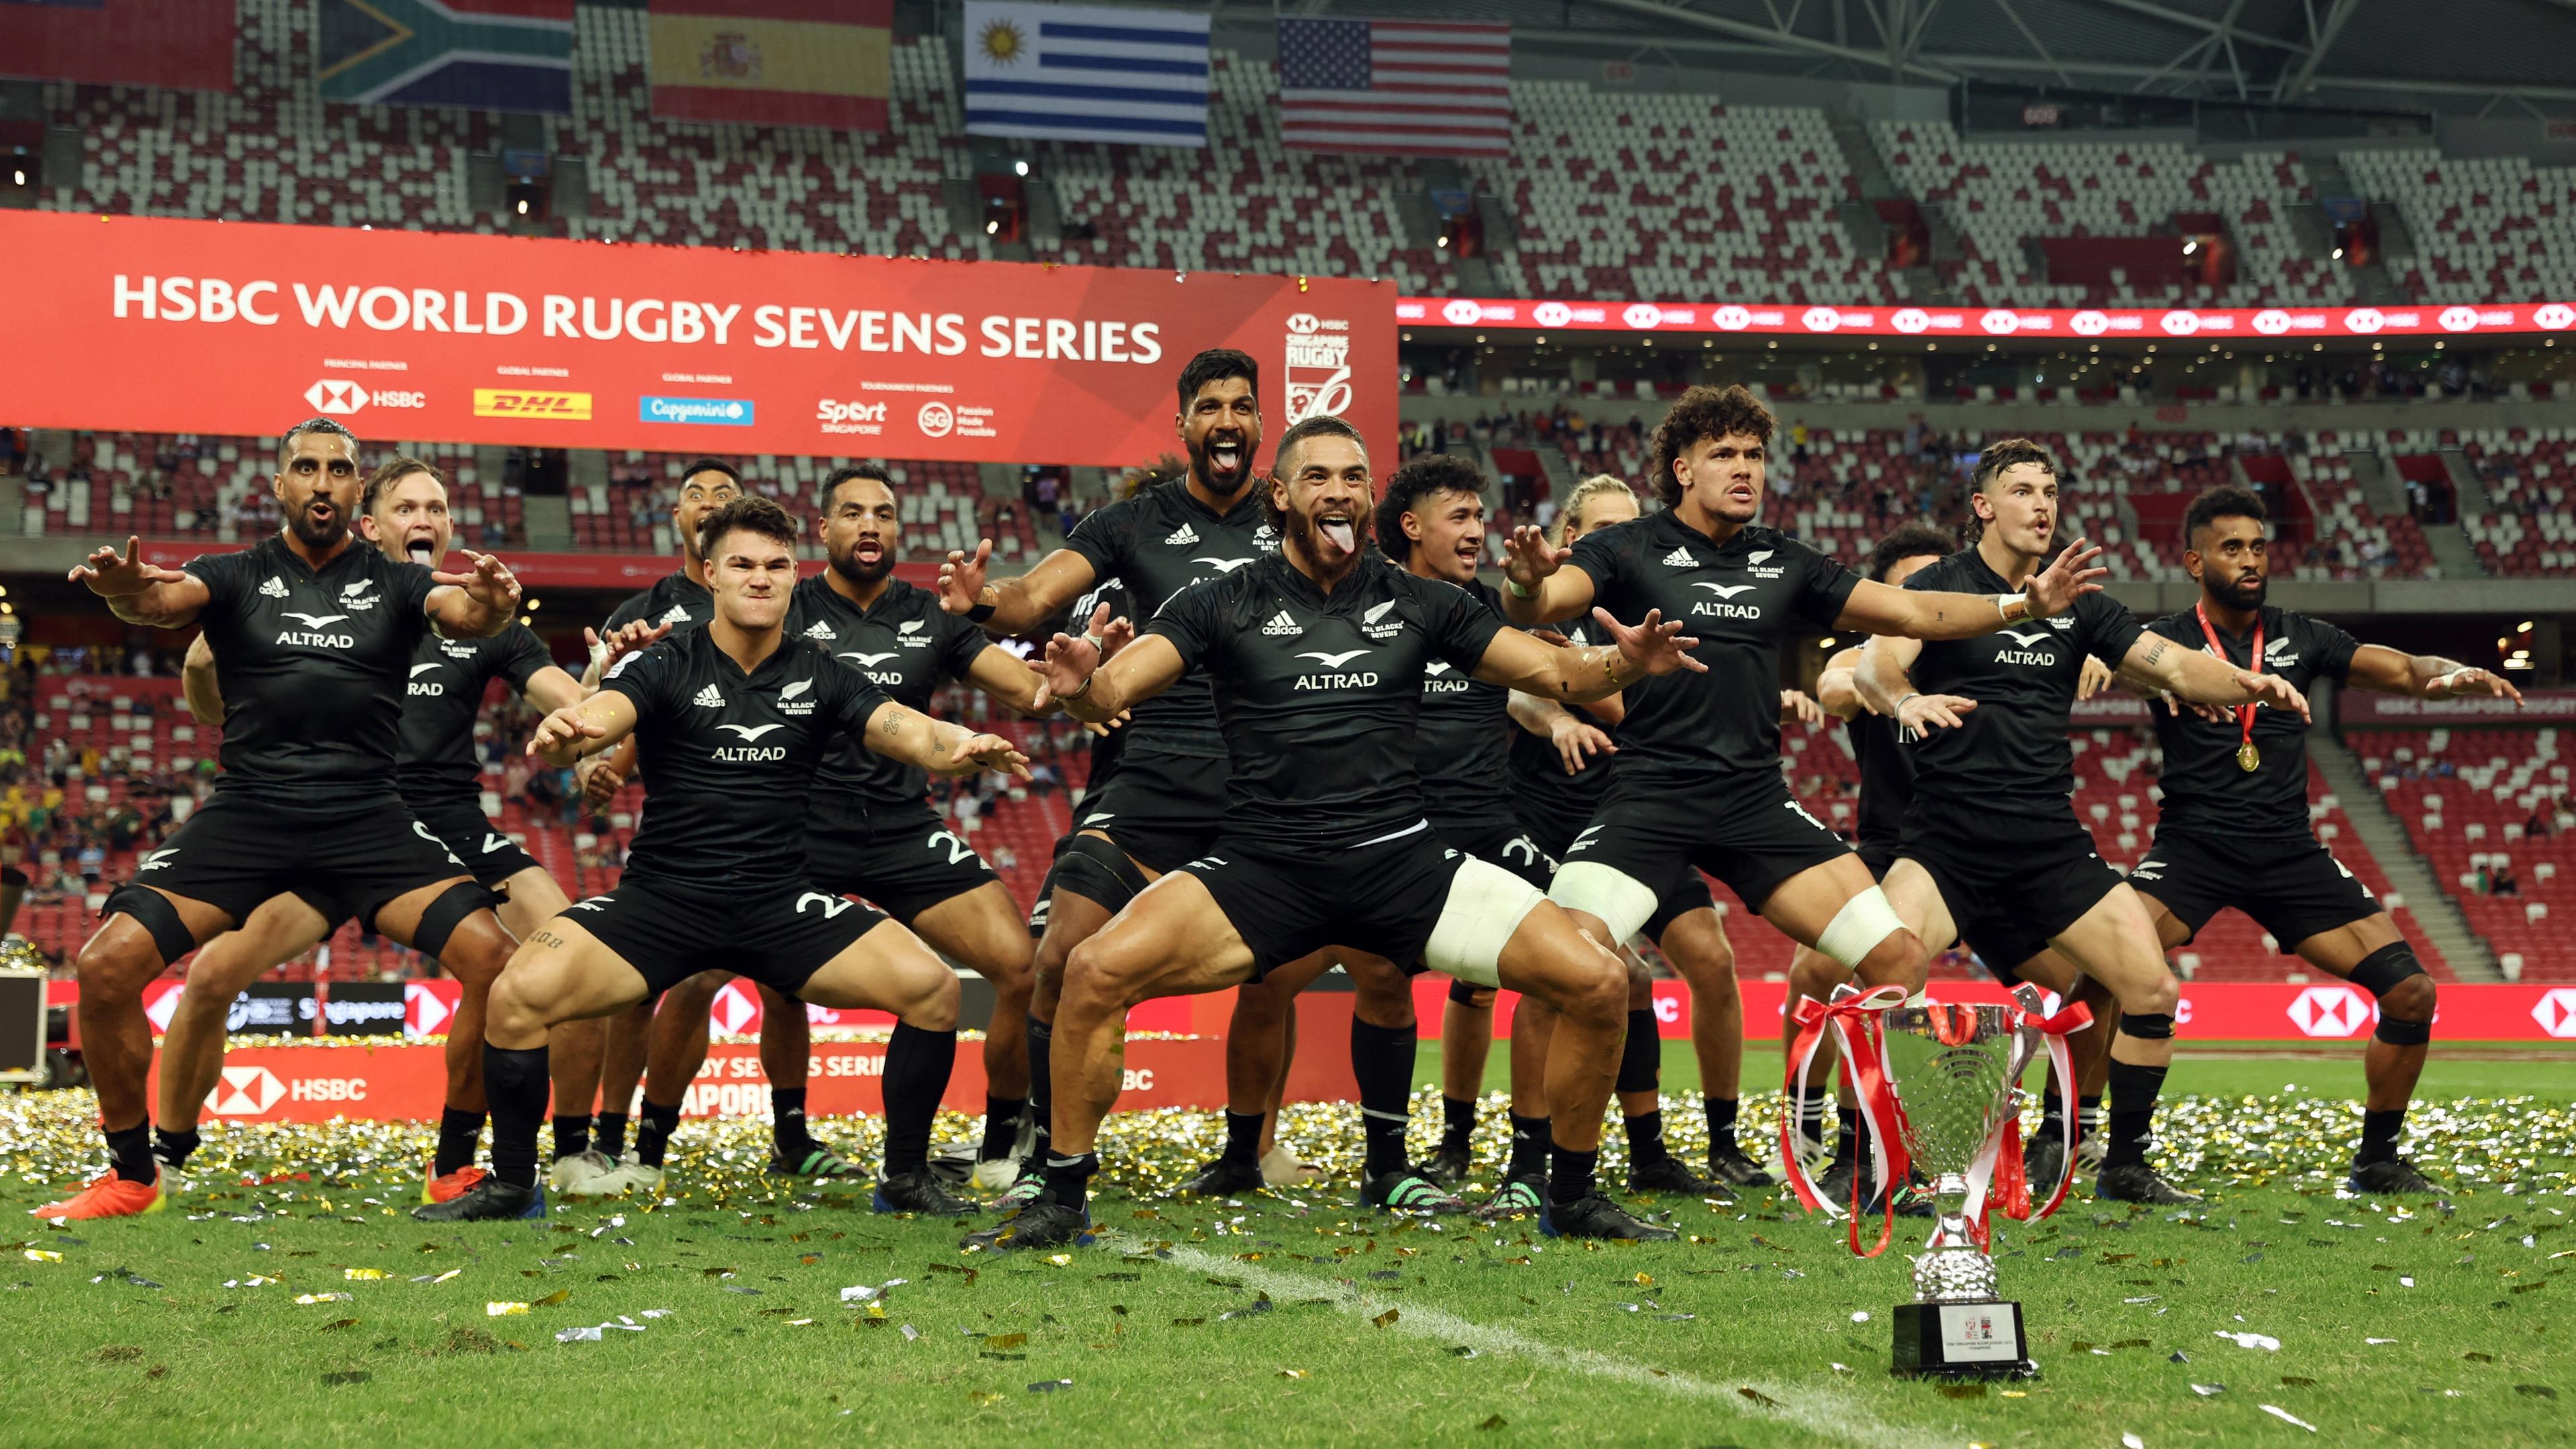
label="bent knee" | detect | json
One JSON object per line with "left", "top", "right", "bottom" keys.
{"left": 900, "top": 967, "right": 960, "bottom": 1032}
{"left": 74, "top": 930, "right": 162, "bottom": 996}
{"left": 2382, "top": 973, "right": 2437, "bottom": 1022}
{"left": 2121, "top": 971, "right": 2180, "bottom": 1019}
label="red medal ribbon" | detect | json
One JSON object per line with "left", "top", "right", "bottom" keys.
{"left": 2193, "top": 600, "right": 2263, "bottom": 762}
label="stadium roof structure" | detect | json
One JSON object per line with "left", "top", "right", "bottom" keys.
{"left": 1223, "top": 0, "right": 2576, "bottom": 119}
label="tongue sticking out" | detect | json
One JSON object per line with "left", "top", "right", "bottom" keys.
{"left": 407, "top": 541, "right": 435, "bottom": 564}
{"left": 1321, "top": 520, "right": 1355, "bottom": 553}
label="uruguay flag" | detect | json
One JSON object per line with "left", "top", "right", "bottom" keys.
{"left": 962, "top": 1, "right": 1209, "bottom": 148}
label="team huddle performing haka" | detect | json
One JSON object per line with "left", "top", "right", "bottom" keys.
{"left": 46, "top": 354, "right": 2523, "bottom": 1249}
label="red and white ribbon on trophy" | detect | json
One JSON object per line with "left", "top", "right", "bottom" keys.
{"left": 1781, "top": 986, "right": 2093, "bottom": 1258}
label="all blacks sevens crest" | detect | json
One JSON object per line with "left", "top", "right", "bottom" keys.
{"left": 1783, "top": 983, "right": 2092, "bottom": 1379}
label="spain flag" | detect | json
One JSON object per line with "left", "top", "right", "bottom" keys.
{"left": 648, "top": 0, "right": 892, "bottom": 131}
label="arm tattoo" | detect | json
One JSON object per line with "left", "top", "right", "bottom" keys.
{"left": 529, "top": 930, "right": 568, "bottom": 951}
{"left": 880, "top": 706, "right": 906, "bottom": 737}
{"left": 2140, "top": 639, "right": 2169, "bottom": 668}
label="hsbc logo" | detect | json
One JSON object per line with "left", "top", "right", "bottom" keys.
{"left": 1892, "top": 308, "right": 1931, "bottom": 334}
{"left": 2286, "top": 985, "right": 2374, "bottom": 1038}
{"left": 1713, "top": 305, "right": 1752, "bottom": 331}
{"left": 1980, "top": 309, "right": 2019, "bottom": 335}
{"left": 1285, "top": 312, "right": 1322, "bottom": 335}
{"left": 1532, "top": 301, "right": 1572, "bottom": 328}
{"left": 916, "top": 401, "right": 955, "bottom": 437}
{"left": 2160, "top": 309, "right": 2202, "bottom": 335}
{"left": 1801, "top": 306, "right": 1841, "bottom": 333}
{"left": 307, "top": 379, "right": 366, "bottom": 415}
{"left": 1441, "top": 299, "right": 1483, "bottom": 326}
{"left": 2345, "top": 307, "right": 2386, "bottom": 333}
{"left": 712, "top": 981, "right": 761, "bottom": 1035}
{"left": 2253, "top": 309, "right": 2293, "bottom": 335}
{"left": 2536, "top": 303, "right": 2575, "bottom": 331}
{"left": 2070, "top": 310, "right": 2110, "bottom": 336}
{"left": 2438, "top": 305, "right": 2479, "bottom": 333}
{"left": 2532, "top": 987, "right": 2576, "bottom": 1038}
{"left": 207, "top": 1065, "right": 285, "bottom": 1116}
{"left": 1623, "top": 303, "right": 1663, "bottom": 330}
{"left": 405, "top": 981, "right": 452, "bottom": 1038}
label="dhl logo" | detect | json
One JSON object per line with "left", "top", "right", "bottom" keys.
{"left": 472, "top": 388, "right": 593, "bottom": 420}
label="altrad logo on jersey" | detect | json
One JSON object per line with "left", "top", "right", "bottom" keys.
{"left": 1422, "top": 659, "right": 1471, "bottom": 693}
{"left": 276, "top": 610, "right": 355, "bottom": 647}
{"left": 1294, "top": 649, "right": 1377, "bottom": 689}
{"left": 407, "top": 661, "right": 445, "bottom": 696}
{"left": 712, "top": 722, "right": 788, "bottom": 762}
{"left": 1994, "top": 629, "right": 2059, "bottom": 666}
{"left": 1690, "top": 582, "right": 1763, "bottom": 619}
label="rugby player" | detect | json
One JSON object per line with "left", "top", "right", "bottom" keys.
{"left": 1497, "top": 385, "right": 2109, "bottom": 1176}
{"left": 2119, "top": 484, "right": 2518, "bottom": 1194}
{"left": 152, "top": 457, "right": 606, "bottom": 1202}
{"left": 994, "top": 415, "right": 1709, "bottom": 1249}
{"left": 1857, "top": 441, "right": 2310, "bottom": 1205}
{"left": 49, "top": 419, "right": 525, "bottom": 1219}
{"left": 417, "top": 496, "right": 1029, "bottom": 1222}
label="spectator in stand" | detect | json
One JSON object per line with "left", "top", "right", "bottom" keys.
{"left": 2526, "top": 808, "right": 2553, "bottom": 840}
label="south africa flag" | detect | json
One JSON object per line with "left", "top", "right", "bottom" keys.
{"left": 314, "top": 0, "right": 576, "bottom": 113}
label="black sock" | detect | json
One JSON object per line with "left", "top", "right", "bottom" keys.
{"left": 152, "top": 1125, "right": 201, "bottom": 1172}
{"left": 635, "top": 1099, "right": 682, "bottom": 1169}
{"left": 880, "top": 1022, "right": 956, "bottom": 1177}
{"left": 1350, "top": 1018, "right": 1417, "bottom": 1179}
{"left": 1832, "top": 1105, "right": 1863, "bottom": 1169}
{"left": 551, "top": 1114, "right": 590, "bottom": 1161}
{"left": 484, "top": 1045, "right": 549, "bottom": 1189}
{"left": 979, "top": 1095, "right": 1026, "bottom": 1161}
{"left": 771, "top": 1087, "right": 816, "bottom": 1159}
{"left": 2100, "top": 1060, "right": 2169, "bottom": 1172}
{"left": 1624, "top": 1109, "right": 1672, "bottom": 1167}
{"left": 1042, "top": 1150, "right": 1096, "bottom": 1216}
{"left": 435, "top": 1108, "right": 487, "bottom": 1178}
{"left": 1617, "top": 1009, "right": 1662, "bottom": 1095}
{"left": 106, "top": 1122, "right": 154, "bottom": 1185}
{"left": 1024, "top": 1014, "right": 1054, "bottom": 1161}
{"left": 2076, "top": 1092, "right": 2104, "bottom": 1144}
{"left": 1505, "top": 1114, "right": 1550, "bottom": 1182}
{"left": 594, "top": 1110, "right": 630, "bottom": 1160}
{"left": 2035, "top": 1084, "right": 2065, "bottom": 1140}
{"left": 1793, "top": 1085, "right": 1829, "bottom": 1148}
{"left": 1441, "top": 1095, "right": 1477, "bottom": 1153}
{"left": 1704, "top": 1095, "right": 1739, "bottom": 1153}
{"left": 1222, "top": 1110, "right": 1265, "bottom": 1169}
{"left": 1548, "top": 1143, "right": 1599, "bottom": 1205}
{"left": 2357, "top": 1107, "right": 2406, "bottom": 1165}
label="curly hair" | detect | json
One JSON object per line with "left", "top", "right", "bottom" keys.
{"left": 2182, "top": 483, "right": 2267, "bottom": 552}
{"left": 696, "top": 493, "right": 802, "bottom": 559}
{"left": 1646, "top": 384, "right": 1774, "bottom": 508}
{"left": 1959, "top": 437, "right": 2057, "bottom": 547}
{"left": 1864, "top": 521, "right": 1955, "bottom": 582}
{"left": 1374, "top": 453, "right": 1486, "bottom": 563}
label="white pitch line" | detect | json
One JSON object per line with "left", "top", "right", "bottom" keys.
{"left": 1114, "top": 1235, "right": 1949, "bottom": 1449}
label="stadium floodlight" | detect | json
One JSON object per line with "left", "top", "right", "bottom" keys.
{"left": 2183, "top": 240, "right": 2198, "bottom": 255}
{"left": 2332, "top": 248, "right": 2345, "bottom": 259}
{"left": 1014, "top": 160, "right": 1028, "bottom": 176}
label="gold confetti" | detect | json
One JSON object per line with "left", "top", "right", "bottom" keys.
{"left": 1279, "top": 1368, "right": 1307, "bottom": 1379}
{"left": 343, "top": 1269, "right": 387, "bottom": 1281}
{"left": 1373, "top": 1309, "right": 1400, "bottom": 1328}
{"left": 533, "top": 1289, "right": 571, "bottom": 1307}
{"left": 23, "top": 1250, "right": 61, "bottom": 1264}
{"left": 487, "top": 1302, "right": 529, "bottom": 1317}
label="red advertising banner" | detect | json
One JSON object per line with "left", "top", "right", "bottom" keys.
{"left": 1399, "top": 295, "right": 2576, "bottom": 342}
{"left": 0, "top": 0, "right": 235, "bottom": 92}
{"left": 2339, "top": 687, "right": 2576, "bottom": 725}
{"left": 0, "top": 211, "right": 1394, "bottom": 468}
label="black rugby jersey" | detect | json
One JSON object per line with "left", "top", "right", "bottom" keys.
{"left": 1146, "top": 554, "right": 1504, "bottom": 849}
{"left": 1062, "top": 481, "right": 1278, "bottom": 757}
{"left": 790, "top": 574, "right": 988, "bottom": 812}
{"left": 1564, "top": 514, "right": 1857, "bottom": 784}
{"left": 1504, "top": 614, "right": 1621, "bottom": 834}
{"left": 2143, "top": 605, "right": 2357, "bottom": 840}
{"left": 604, "top": 569, "right": 715, "bottom": 635}
{"left": 1846, "top": 709, "right": 1914, "bottom": 850}
{"left": 394, "top": 623, "right": 553, "bottom": 802}
{"left": 600, "top": 627, "right": 890, "bottom": 890}
{"left": 1898, "top": 548, "right": 2141, "bottom": 816}
{"left": 1414, "top": 578, "right": 1515, "bottom": 833}
{"left": 182, "top": 536, "right": 442, "bottom": 806}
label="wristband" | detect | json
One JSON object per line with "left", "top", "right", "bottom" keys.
{"left": 1995, "top": 591, "right": 2029, "bottom": 622}
{"left": 1505, "top": 577, "right": 1534, "bottom": 599}
{"left": 2432, "top": 668, "right": 2475, "bottom": 694}
{"left": 1063, "top": 672, "right": 1095, "bottom": 701}
{"left": 966, "top": 596, "right": 998, "bottom": 625}
{"left": 1892, "top": 690, "right": 1921, "bottom": 717}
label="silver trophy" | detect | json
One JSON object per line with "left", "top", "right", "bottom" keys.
{"left": 1871, "top": 987, "right": 2055, "bottom": 1379}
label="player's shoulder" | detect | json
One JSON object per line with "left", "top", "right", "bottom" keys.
{"left": 2142, "top": 608, "right": 2199, "bottom": 642}
{"left": 1901, "top": 547, "right": 1981, "bottom": 591}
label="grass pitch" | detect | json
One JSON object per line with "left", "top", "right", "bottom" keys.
{"left": 3, "top": 1044, "right": 2570, "bottom": 1448}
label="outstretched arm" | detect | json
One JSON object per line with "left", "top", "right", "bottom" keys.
{"left": 859, "top": 700, "right": 1032, "bottom": 780}
{"left": 1510, "top": 691, "right": 1618, "bottom": 776}
{"left": 1856, "top": 633, "right": 1981, "bottom": 735}
{"left": 1040, "top": 631, "right": 1189, "bottom": 724}
{"left": 2118, "top": 633, "right": 2312, "bottom": 720}
{"left": 963, "top": 643, "right": 1058, "bottom": 716}
{"left": 1472, "top": 607, "right": 1704, "bottom": 703}
{"left": 1495, "top": 529, "right": 1600, "bottom": 626}
{"left": 519, "top": 664, "right": 591, "bottom": 716}
{"left": 1831, "top": 538, "right": 2108, "bottom": 641}
{"left": 936, "top": 541, "right": 1100, "bottom": 636}
{"left": 426, "top": 551, "right": 522, "bottom": 639}
{"left": 2342, "top": 644, "right": 2524, "bottom": 704}
{"left": 529, "top": 690, "right": 641, "bottom": 768}
{"left": 1813, "top": 645, "right": 1866, "bottom": 720}
{"left": 68, "top": 536, "right": 209, "bottom": 629}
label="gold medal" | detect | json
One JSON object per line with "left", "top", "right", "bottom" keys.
{"left": 2237, "top": 741, "right": 2260, "bottom": 773}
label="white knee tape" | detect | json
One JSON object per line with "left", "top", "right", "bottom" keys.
{"left": 1426, "top": 857, "right": 1548, "bottom": 989}
{"left": 1547, "top": 861, "right": 1656, "bottom": 947}
{"left": 1816, "top": 884, "right": 1907, "bottom": 971}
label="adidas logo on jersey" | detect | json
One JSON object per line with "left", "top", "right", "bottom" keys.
{"left": 692, "top": 684, "right": 727, "bottom": 708}
{"left": 660, "top": 605, "right": 692, "bottom": 625}
{"left": 1261, "top": 610, "right": 1303, "bottom": 637}
{"left": 259, "top": 576, "right": 289, "bottom": 598}
{"left": 1165, "top": 523, "right": 1200, "bottom": 546}
{"left": 1660, "top": 546, "right": 1696, "bottom": 568}
{"left": 803, "top": 620, "right": 837, "bottom": 641}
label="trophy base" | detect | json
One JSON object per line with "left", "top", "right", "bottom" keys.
{"left": 1890, "top": 1301, "right": 2036, "bottom": 1380}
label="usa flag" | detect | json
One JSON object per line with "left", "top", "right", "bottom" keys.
{"left": 1276, "top": 18, "right": 1511, "bottom": 158}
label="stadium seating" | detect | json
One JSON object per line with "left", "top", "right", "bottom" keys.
{"left": 2458, "top": 427, "right": 2576, "bottom": 576}
{"left": 2355, "top": 727, "right": 2572, "bottom": 979}
{"left": 2343, "top": 148, "right": 2576, "bottom": 304}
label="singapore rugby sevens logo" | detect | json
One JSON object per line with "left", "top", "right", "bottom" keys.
{"left": 917, "top": 402, "right": 955, "bottom": 437}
